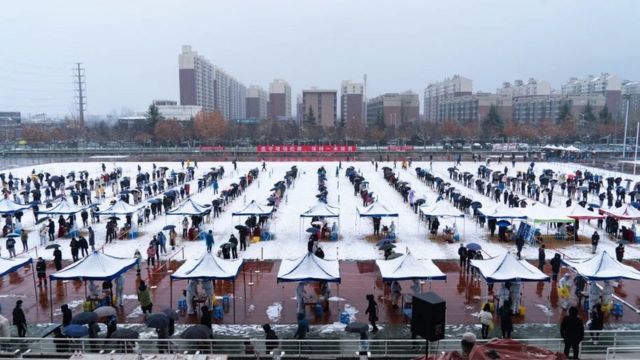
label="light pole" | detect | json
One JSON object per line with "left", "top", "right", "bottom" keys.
{"left": 634, "top": 121, "right": 639, "bottom": 176}
{"left": 623, "top": 94, "right": 630, "bottom": 158}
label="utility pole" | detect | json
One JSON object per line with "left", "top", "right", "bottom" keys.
{"left": 623, "top": 94, "right": 630, "bottom": 158}
{"left": 74, "top": 62, "right": 86, "bottom": 127}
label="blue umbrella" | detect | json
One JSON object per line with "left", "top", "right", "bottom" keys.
{"left": 306, "top": 227, "right": 317, "bottom": 234}
{"left": 148, "top": 198, "right": 162, "bottom": 204}
{"left": 63, "top": 324, "right": 88, "bottom": 337}
{"left": 496, "top": 220, "right": 511, "bottom": 227}
{"left": 163, "top": 225, "right": 176, "bottom": 231}
{"left": 376, "top": 238, "right": 393, "bottom": 247}
{"left": 466, "top": 243, "right": 482, "bottom": 251}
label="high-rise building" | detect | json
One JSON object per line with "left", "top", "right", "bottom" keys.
{"left": 268, "top": 79, "right": 292, "bottom": 120}
{"left": 623, "top": 81, "right": 640, "bottom": 126}
{"left": 340, "top": 80, "right": 364, "bottom": 125}
{"left": 423, "top": 75, "right": 472, "bottom": 122}
{"left": 178, "top": 45, "right": 246, "bottom": 120}
{"left": 433, "top": 92, "right": 510, "bottom": 124}
{"left": 0, "top": 112, "right": 21, "bottom": 142}
{"left": 246, "top": 85, "right": 267, "bottom": 120}
{"left": 511, "top": 94, "right": 604, "bottom": 124}
{"left": 366, "top": 91, "right": 420, "bottom": 127}
{"left": 561, "top": 73, "right": 623, "bottom": 117}
{"left": 302, "top": 88, "right": 337, "bottom": 127}
{"left": 497, "top": 78, "right": 552, "bottom": 98}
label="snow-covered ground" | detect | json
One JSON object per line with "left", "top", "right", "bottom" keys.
{"left": 3, "top": 160, "right": 640, "bottom": 263}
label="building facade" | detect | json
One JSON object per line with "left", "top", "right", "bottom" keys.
{"left": 437, "top": 93, "right": 512, "bottom": 124}
{"left": 511, "top": 94, "right": 605, "bottom": 124}
{"left": 178, "top": 45, "right": 246, "bottom": 120}
{"left": 366, "top": 91, "right": 420, "bottom": 127}
{"left": 268, "top": 79, "right": 292, "bottom": 120}
{"left": 623, "top": 81, "right": 640, "bottom": 126}
{"left": 152, "top": 100, "right": 202, "bottom": 121}
{"left": 340, "top": 80, "right": 364, "bottom": 125}
{"left": 0, "top": 112, "right": 21, "bottom": 142}
{"left": 497, "top": 78, "right": 551, "bottom": 98}
{"left": 561, "top": 73, "right": 623, "bottom": 117}
{"left": 246, "top": 85, "right": 268, "bottom": 120}
{"left": 302, "top": 89, "right": 337, "bottom": 128}
{"left": 423, "top": 75, "right": 472, "bottom": 122}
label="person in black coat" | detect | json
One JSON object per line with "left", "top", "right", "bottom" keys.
{"left": 35, "top": 257, "right": 47, "bottom": 287}
{"left": 590, "top": 303, "right": 604, "bottom": 343}
{"left": 263, "top": 324, "right": 278, "bottom": 354}
{"left": 61, "top": 304, "right": 72, "bottom": 327}
{"left": 499, "top": 299, "right": 513, "bottom": 339}
{"left": 13, "top": 300, "right": 27, "bottom": 337}
{"left": 591, "top": 231, "right": 600, "bottom": 254}
{"left": 53, "top": 248, "right": 63, "bottom": 271}
{"left": 69, "top": 237, "right": 79, "bottom": 262}
{"left": 550, "top": 253, "right": 562, "bottom": 281}
{"left": 78, "top": 236, "right": 89, "bottom": 257}
{"left": 365, "top": 294, "right": 379, "bottom": 332}
{"left": 200, "top": 306, "right": 212, "bottom": 328}
{"left": 458, "top": 244, "right": 467, "bottom": 270}
{"left": 538, "top": 244, "right": 546, "bottom": 271}
{"left": 515, "top": 236, "right": 525, "bottom": 259}
{"left": 561, "top": 306, "right": 584, "bottom": 359}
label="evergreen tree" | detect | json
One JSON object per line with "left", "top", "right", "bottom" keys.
{"left": 557, "top": 102, "right": 572, "bottom": 123}
{"left": 146, "top": 104, "right": 162, "bottom": 131}
{"left": 481, "top": 105, "right": 504, "bottom": 139}
{"left": 583, "top": 102, "right": 596, "bottom": 123}
{"left": 304, "top": 106, "right": 316, "bottom": 126}
{"left": 599, "top": 105, "right": 613, "bottom": 124}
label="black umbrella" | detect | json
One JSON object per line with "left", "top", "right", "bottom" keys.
{"left": 387, "top": 253, "right": 403, "bottom": 260}
{"left": 180, "top": 324, "right": 213, "bottom": 339}
{"left": 234, "top": 225, "right": 249, "bottom": 231}
{"left": 162, "top": 225, "right": 176, "bottom": 231}
{"left": 45, "top": 244, "right": 61, "bottom": 250}
{"left": 161, "top": 308, "right": 179, "bottom": 320}
{"left": 145, "top": 313, "right": 169, "bottom": 328}
{"left": 109, "top": 216, "right": 121, "bottom": 221}
{"left": 378, "top": 243, "right": 396, "bottom": 251}
{"left": 71, "top": 311, "right": 98, "bottom": 325}
{"left": 345, "top": 322, "right": 369, "bottom": 333}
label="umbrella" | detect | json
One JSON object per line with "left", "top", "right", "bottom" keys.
{"left": 71, "top": 311, "right": 98, "bottom": 325}
{"left": 306, "top": 227, "right": 318, "bottom": 234}
{"left": 345, "top": 322, "right": 369, "bottom": 333}
{"left": 93, "top": 306, "right": 117, "bottom": 317}
{"left": 148, "top": 198, "right": 162, "bottom": 204}
{"left": 161, "top": 308, "right": 179, "bottom": 320}
{"left": 376, "top": 238, "right": 393, "bottom": 247}
{"left": 466, "top": 243, "right": 482, "bottom": 251}
{"left": 378, "top": 243, "right": 396, "bottom": 251}
{"left": 110, "top": 328, "right": 140, "bottom": 339}
{"left": 387, "top": 253, "right": 403, "bottom": 260}
{"left": 145, "top": 313, "right": 169, "bottom": 328}
{"left": 109, "top": 216, "right": 121, "bottom": 221}
{"left": 180, "top": 324, "right": 213, "bottom": 339}
{"left": 220, "top": 242, "right": 236, "bottom": 249}
{"left": 45, "top": 244, "right": 61, "bottom": 250}
{"left": 311, "top": 221, "right": 323, "bottom": 226}
{"left": 36, "top": 217, "right": 50, "bottom": 224}
{"left": 496, "top": 220, "right": 511, "bottom": 227}
{"left": 63, "top": 324, "right": 88, "bottom": 337}
{"left": 162, "top": 225, "right": 176, "bottom": 231}
{"left": 234, "top": 225, "right": 249, "bottom": 231}
{"left": 470, "top": 201, "right": 482, "bottom": 209}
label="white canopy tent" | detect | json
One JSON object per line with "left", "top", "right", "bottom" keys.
{"left": 566, "top": 205, "right": 605, "bottom": 220}
{"left": 48, "top": 251, "right": 139, "bottom": 320}
{"left": 96, "top": 200, "right": 142, "bottom": 216}
{"left": 526, "top": 203, "right": 573, "bottom": 224}
{"left": 232, "top": 200, "right": 274, "bottom": 217}
{"left": 0, "top": 257, "right": 37, "bottom": 300}
{"left": 277, "top": 252, "right": 341, "bottom": 283}
{"left": 0, "top": 199, "right": 31, "bottom": 214}
{"left": 478, "top": 204, "right": 527, "bottom": 220}
{"left": 38, "top": 199, "right": 91, "bottom": 215}
{"left": 600, "top": 205, "right": 640, "bottom": 220}
{"left": 299, "top": 202, "right": 340, "bottom": 240}
{"left": 375, "top": 253, "right": 446, "bottom": 281}
{"left": 561, "top": 251, "right": 640, "bottom": 281}
{"left": 357, "top": 201, "right": 399, "bottom": 235}
{"left": 171, "top": 253, "right": 244, "bottom": 322}
{"left": 470, "top": 252, "right": 549, "bottom": 283}
{"left": 166, "top": 197, "right": 210, "bottom": 216}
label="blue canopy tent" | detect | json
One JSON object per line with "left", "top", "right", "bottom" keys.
{"left": 48, "top": 251, "right": 139, "bottom": 320}
{"left": 170, "top": 253, "right": 244, "bottom": 322}
{"left": 0, "top": 199, "right": 31, "bottom": 215}
{"left": 357, "top": 201, "right": 399, "bottom": 235}
{"left": 0, "top": 257, "right": 37, "bottom": 301}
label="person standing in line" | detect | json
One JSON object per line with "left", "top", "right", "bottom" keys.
{"left": 53, "top": 247, "right": 62, "bottom": 271}
{"left": 181, "top": 217, "right": 189, "bottom": 239}
{"left": 262, "top": 324, "right": 278, "bottom": 355}
{"left": 12, "top": 300, "right": 26, "bottom": 337}
{"left": 205, "top": 230, "right": 214, "bottom": 253}
{"left": 499, "top": 299, "right": 513, "bottom": 339}
{"left": 458, "top": 244, "right": 467, "bottom": 271}
{"left": 137, "top": 280, "right": 153, "bottom": 316}
{"left": 550, "top": 253, "right": 562, "bottom": 281}
{"left": 591, "top": 231, "right": 600, "bottom": 254}
{"left": 538, "top": 244, "right": 546, "bottom": 271}
{"left": 561, "top": 306, "right": 584, "bottom": 359}
{"left": 590, "top": 303, "right": 604, "bottom": 344}
{"left": 78, "top": 236, "right": 89, "bottom": 257}
{"left": 39, "top": 222, "right": 48, "bottom": 247}
{"left": 365, "top": 294, "right": 379, "bottom": 333}
{"left": 146, "top": 242, "right": 157, "bottom": 268}
{"left": 478, "top": 303, "right": 493, "bottom": 339}
{"left": 48, "top": 219, "right": 55, "bottom": 242}
{"left": 88, "top": 227, "right": 95, "bottom": 251}
{"left": 20, "top": 229, "right": 28, "bottom": 252}
{"left": 69, "top": 237, "right": 79, "bottom": 262}
{"left": 61, "top": 304, "right": 72, "bottom": 327}
{"left": 36, "top": 257, "right": 47, "bottom": 287}
{"left": 616, "top": 243, "right": 625, "bottom": 262}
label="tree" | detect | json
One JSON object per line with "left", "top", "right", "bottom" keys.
{"left": 481, "top": 105, "right": 504, "bottom": 139}
{"left": 583, "top": 102, "right": 597, "bottom": 123}
{"left": 599, "top": 106, "right": 613, "bottom": 124}
{"left": 344, "top": 118, "right": 366, "bottom": 142}
{"left": 153, "top": 120, "right": 182, "bottom": 145}
{"left": 556, "top": 102, "right": 572, "bottom": 123}
{"left": 440, "top": 120, "right": 463, "bottom": 139}
{"left": 146, "top": 104, "right": 162, "bottom": 131}
{"left": 304, "top": 106, "right": 316, "bottom": 126}
{"left": 193, "top": 111, "right": 228, "bottom": 142}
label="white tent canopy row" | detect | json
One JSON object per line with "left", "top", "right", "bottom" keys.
{"left": 375, "top": 253, "right": 446, "bottom": 281}
{"left": 470, "top": 252, "right": 549, "bottom": 283}
{"left": 566, "top": 205, "right": 605, "bottom": 220}
{"left": 600, "top": 205, "right": 640, "bottom": 220}
{"left": 477, "top": 204, "right": 527, "bottom": 220}
{"left": 166, "top": 198, "right": 210, "bottom": 216}
{"left": 171, "top": 253, "right": 243, "bottom": 280}
{"left": 38, "top": 199, "right": 91, "bottom": 216}
{"left": 300, "top": 202, "right": 339, "bottom": 218}
{"left": 358, "top": 201, "right": 398, "bottom": 218}
{"left": 232, "top": 200, "right": 274, "bottom": 217}
{"left": 561, "top": 251, "right": 640, "bottom": 281}
{"left": 96, "top": 200, "right": 143, "bottom": 216}
{"left": 419, "top": 201, "right": 464, "bottom": 218}
{"left": 50, "top": 251, "right": 138, "bottom": 281}
{"left": 0, "top": 199, "right": 31, "bottom": 214}
{"left": 277, "top": 252, "right": 340, "bottom": 283}
{"left": 526, "top": 203, "right": 574, "bottom": 223}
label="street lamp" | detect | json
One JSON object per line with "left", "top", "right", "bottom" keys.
{"left": 623, "top": 94, "right": 631, "bottom": 158}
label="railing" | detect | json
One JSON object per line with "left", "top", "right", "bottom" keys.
{"left": 1, "top": 330, "right": 639, "bottom": 358}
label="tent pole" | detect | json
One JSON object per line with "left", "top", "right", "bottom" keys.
{"left": 49, "top": 280, "right": 53, "bottom": 322}
{"left": 242, "top": 264, "right": 247, "bottom": 314}
{"left": 233, "top": 280, "right": 236, "bottom": 324}
{"left": 84, "top": 280, "right": 87, "bottom": 298}
{"left": 170, "top": 279, "right": 173, "bottom": 309}
{"left": 31, "top": 262, "right": 38, "bottom": 302}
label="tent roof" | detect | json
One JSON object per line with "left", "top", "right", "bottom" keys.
{"left": 0, "top": 257, "right": 32, "bottom": 277}
{"left": 0, "top": 199, "right": 31, "bottom": 214}
{"left": 419, "top": 201, "right": 464, "bottom": 218}
{"left": 375, "top": 253, "right": 446, "bottom": 281}
{"left": 277, "top": 252, "right": 341, "bottom": 283}
{"left": 167, "top": 198, "right": 209, "bottom": 216}
{"left": 561, "top": 251, "right": 640, "bottom": 281}
{"left": 232, "top": 200, "right": 274, "bottom": 217}
{"left": 38, "top": 199, "right": 90, "bottom": 215}
{"left": 564, "top": 145, "right": 582, "bottom": 152}
{"left": 358, "top": 201, "right": 398, "bottom": 218}
{"left": 96, "top": 200, "right": 142, "bottom": 216}
{"left": 600, "top": 205, "right": 640, "bottom": 220}
{"left": 526, "top": 204, "right": 573, "bottom": 223}
{"left": 470, "top": 252, "right": 549, "bottom": 283}
{"left": 300, "top": 202, "right": 339, "bottom": 218}
{"left": 566, "top": 205, "right": 605, "bottom": 220}
{"left": 50, "top": 251, "right": 138, "bottom": 281}
{"left": 171, "top": 253, "right": 243, "bottom": 280}
{"left": 478, "top": 204, "right": 527, "bottom": 219}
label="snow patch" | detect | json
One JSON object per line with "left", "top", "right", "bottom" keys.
{"left": 343, "top": 304, "right": 359, "bottom": 322}
{"left": 266, "top": 302, "right": 282, "bottom": 322}
{"left": 127, "top": 306, "right": 144, "bottom": 319}
{"left": 328, "top": 296, "right": 345, "bottom": 302}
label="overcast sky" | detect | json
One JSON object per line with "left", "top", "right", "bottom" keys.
{"left": 1, "top": 0, "right": 639, "bottom": 118}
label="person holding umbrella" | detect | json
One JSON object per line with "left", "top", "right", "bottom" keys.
{"left": 36, "top": 257, "right": 47, "bottom": 287}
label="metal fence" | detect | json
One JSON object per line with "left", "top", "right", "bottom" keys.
{"left": 0, "top": 330, "right": 639, "bottom": 358}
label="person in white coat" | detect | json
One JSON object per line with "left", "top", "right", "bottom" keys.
{"left": 186, "top": 279, "right": 198, "bottom": 315}
{"left": 115, "top": 275, "right": 125, "bottom": 306}
{"left": 497, "top": 282, "right": 511, "bottom": 309}
{"left": 602, "top": 280, "right": 614, "bottom": 306}
{"left": 296, "top": 282, "right": 307, "bottom": 314}
{"left": 0, "top": 313, "right": 10, "bottom": 339}
{"left": 589, "top": 282, "right": 602, "bottom": 310}
{"left": 559, "top": 274, "right": 573, "bottom": 310}
{"left": 201, "top": 279, "right": 214, "bottom": 310}
{"left": 39, "top": 223, "right": 48, "bottom": 247}
{"left": 509, "top": 282, "right": 522, "bottom": 315}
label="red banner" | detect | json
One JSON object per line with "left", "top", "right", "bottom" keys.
{"left": 199, "top": 146, "right": 225, "bottom": 151}
{"left": 387, "top": 145, "right": 414, "bottom": 151}
{"left": 256, "top": 145, "right": 358, "bottom": 153}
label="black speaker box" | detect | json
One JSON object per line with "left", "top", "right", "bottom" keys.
{"left": 411, "top": 291, "right": 446, "bottom": 341}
